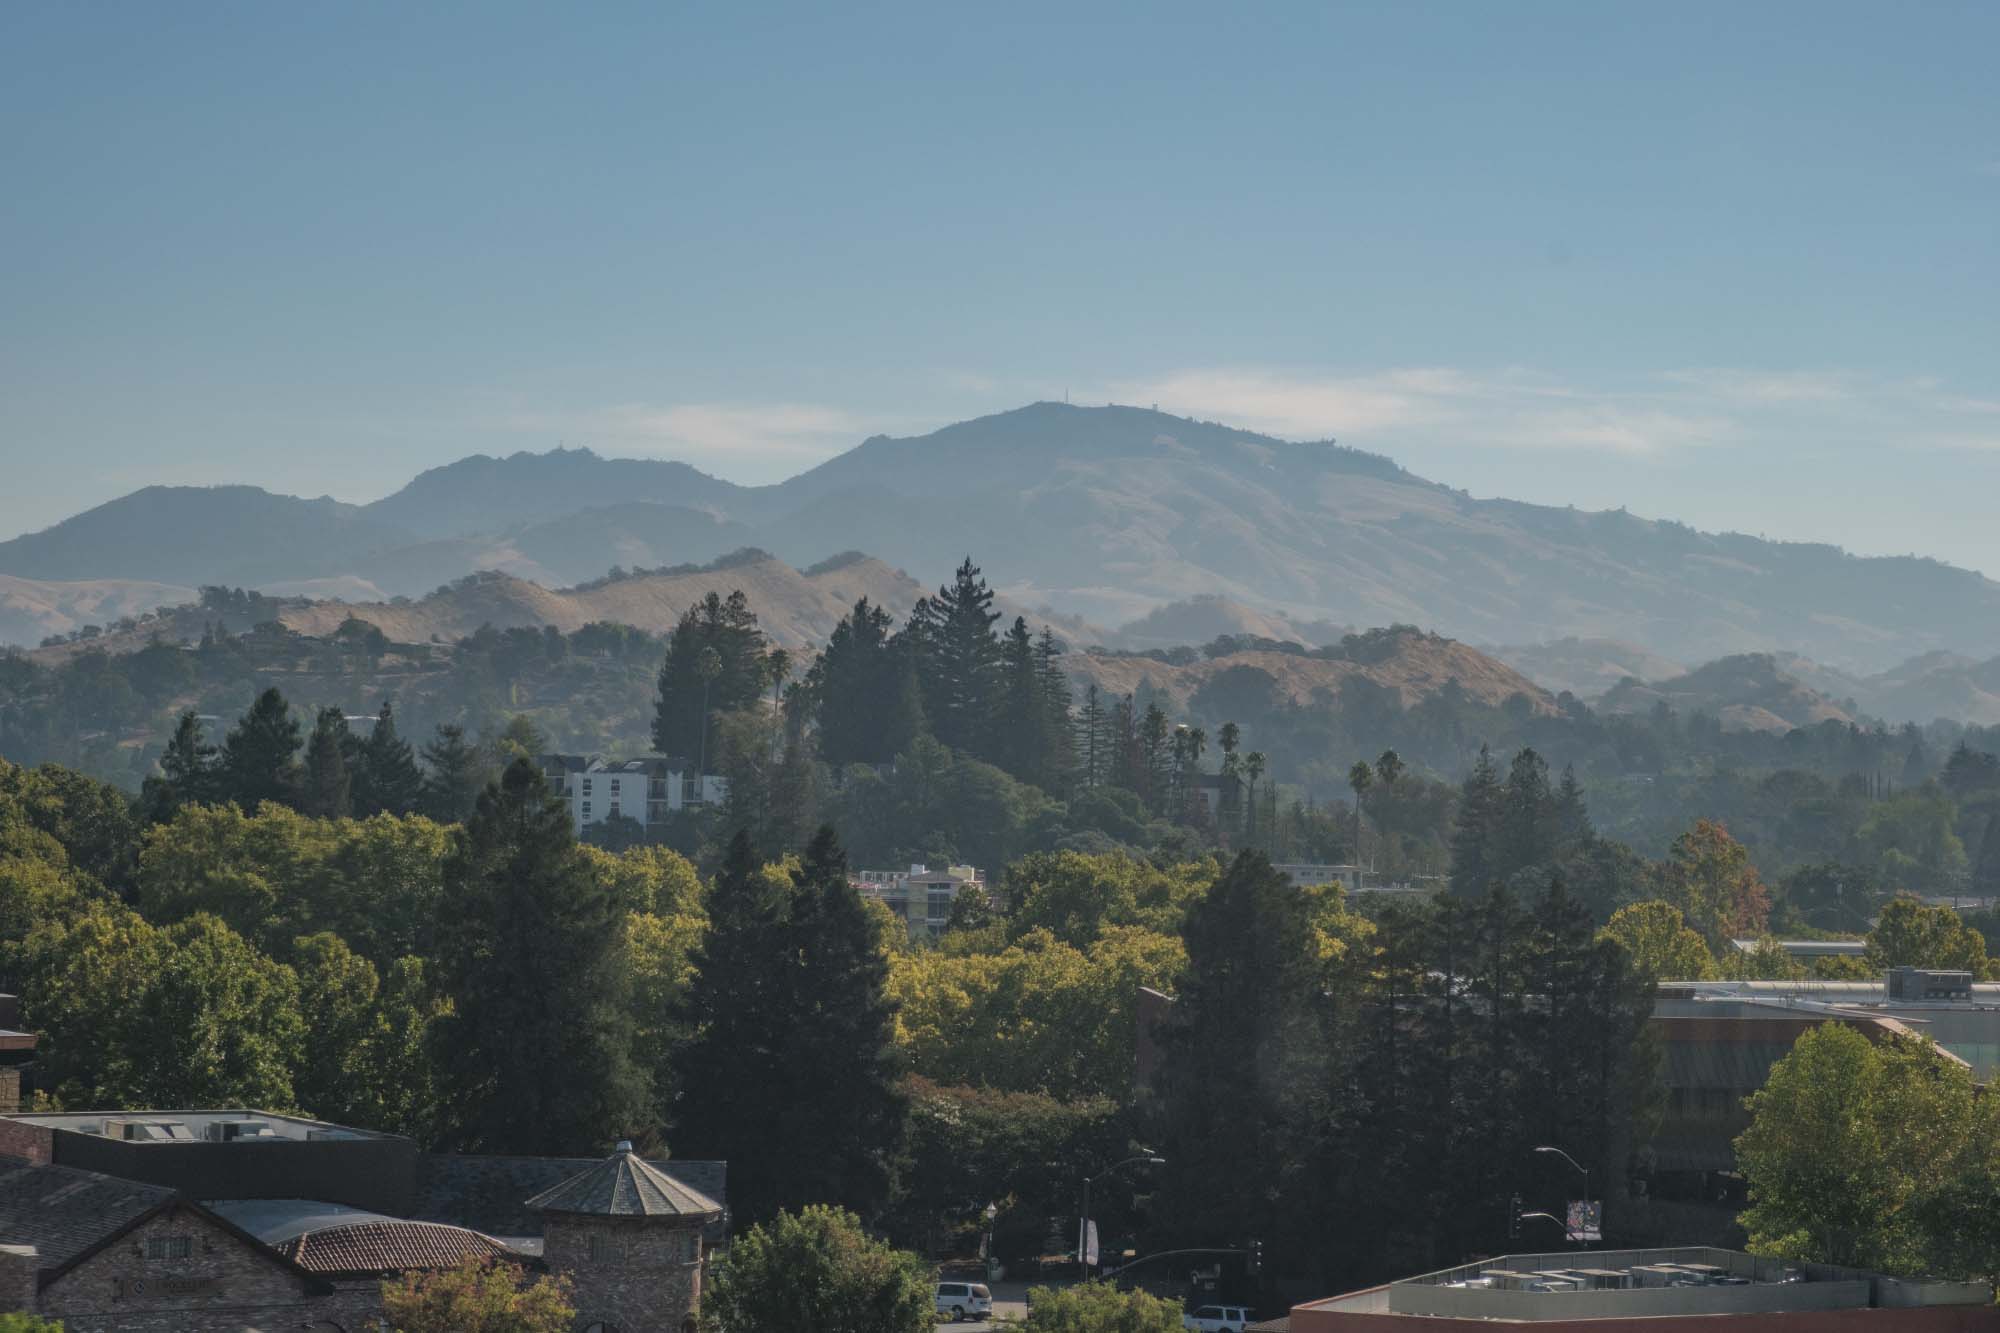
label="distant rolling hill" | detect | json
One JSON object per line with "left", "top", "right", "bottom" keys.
{"left": 1067, "top": 628, "right": 1555, "bottom": 719}
{"left": 275, "top": 551, "right": 930, "bottom": 650}
{"left": 1596, "top": 654, "right": 1860, "bottom": 733}
{"left": 0, "top": 575, "right": 198, "bottom": 648}
{"left": 10, "top": 403, "right": 2000, "bottom": 674}
{"left": 1490, "top": 637, "right": 1688, "bottom": 699}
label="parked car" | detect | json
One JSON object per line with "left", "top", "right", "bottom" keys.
{"left": 1183, "top": 1304, "right": 1253, "bottom": 1332}
{"left": 935, "top": 1281, "right": 994, "bottom": 1322}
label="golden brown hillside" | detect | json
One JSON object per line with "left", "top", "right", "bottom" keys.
{"left": 276, "top": 553, "right": 931, "bottom": 649}
{"left": 1065, "top": 629, "right": 1556, "bottom": 715}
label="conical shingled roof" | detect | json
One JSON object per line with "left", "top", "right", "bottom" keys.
{"left": 524, "top": 1142, "right": 723, "bottom": 1220}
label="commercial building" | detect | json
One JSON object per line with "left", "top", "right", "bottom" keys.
{"left": 854, "top": 863, "right": 985, "bottom": 938}
{"left": 535, "top": 754, "right": 728, "bottom": 837}
{"left": 1291, "top": 1246, "right": 1997, "bottom": 1330}
{"left": 0, "top": 1109, "right": 726, "bottom": 1333}
{"left": 1653, "top": 970, "right": 2000, "bottom": 1182}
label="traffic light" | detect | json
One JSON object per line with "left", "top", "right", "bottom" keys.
{"left": 1246, "top": 1238, "right": 1263, "bottom": 1276}
{"left": 1508, "top": 1194, "right": 1523, "bottom": 1239}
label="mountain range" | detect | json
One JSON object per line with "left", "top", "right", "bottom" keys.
{"left": 8, "top": 402, "right": 2000, "bottom": 679}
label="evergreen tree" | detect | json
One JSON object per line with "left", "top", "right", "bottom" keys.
{"left": 420, "top": 723, "right": 490, "bottom": 823}
{"left": 812, "top": 598, "right": 917, "bottom": 767}
{"left": 429, "top": 758, "right": 648, "bottom": 1154}
{"left": 996, "top": 617, "right": 1046, "bottom": 786}
{"left": 774, "top": 827, "right": 908, "bottom": 1217}
{"left": 671, "top": 831, "right": 794, "bottom": 1224}
{"left": 1034, "top": 626, "right": 1076, "bottom": 796}
{"left": 1496, "top": 748, "right": 1557, "bottom": 881}
{"left": 1448, "top": 745, "right": 1502, "bottom": 897}
{"left": 652, "top": 591, "right": 769, "bottom": 761}
{"left": 146, "top": 708, "right": 219, "bottom": 817}
{"left": 302, "top": 707, "right": 353, "bottom": 819}
{"left": 1078, "top": 684, "right": 1107, "bottom": 789}
{"left": 355, "top": 701, "right": 423, "bottom": 816}
{"left": 905, "top": 558, "right": 1002, "bottom": 759}
{"left": 1156, "top": 852, "right": 1322, "bottom": 1248}
{"left": 219, "top": 687, "right": 302, "bottom": 810}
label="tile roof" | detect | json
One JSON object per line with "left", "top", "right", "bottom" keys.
{"left": 0, "top": 1162, "right": 173, "bottom": 1272}
{"left": 524, "top": 1142, "right": 723, "bottom": 1219}
{"left": 276, "top": 1220, "right": 511, "bottom": 1276}
{"left": 414, "top": 1152, "right": 726, "bottom": 1238}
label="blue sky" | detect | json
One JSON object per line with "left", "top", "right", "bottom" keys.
{"left": 3, "top": 2, "right": 1997, "bottom": 570}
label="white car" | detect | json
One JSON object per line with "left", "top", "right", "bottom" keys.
{"left": 935, "top": 1281, "right": 993, "bottom": 1322}
{"left": 1183, "top": 1304, "right": 1253, "bottom": 1332}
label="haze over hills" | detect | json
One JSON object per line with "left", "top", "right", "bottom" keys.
{"left": 8, "top": 402, "right": 2000, "bottom": 674}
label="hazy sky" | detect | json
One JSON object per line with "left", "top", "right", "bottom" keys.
{"left": 4, "top": 3, "right": 1998, "bottom": 570}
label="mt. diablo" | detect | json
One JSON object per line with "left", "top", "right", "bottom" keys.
{"left": 5, "top": 401, "right": 2000, "bottom": 673}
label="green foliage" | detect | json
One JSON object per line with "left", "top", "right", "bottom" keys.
{"left": 428, "top": 758, "right": 649, "bottom": 1154}
{"left": 0, "top": 1314, "right": 65, "bottom": 1332}
{"left": 672, "top": 828, "right": 908, "bottom": 1226}
{"left": 701, "top": 1205, "right": 934, "bottom": 1333}
{"left": 1022, "top": 1281, "right": 1183, "bottom": 1332}
{"left": 379, "top": 1254, "right": 575, "bottom": 1333}
{"left": 19, "top": 903, "right": 302, "bottom": 1110}
{"left": 890, "top": 1077, "right": 1125, "bottom": 1261}
{"left": 1598, "top": 901, "right": 1719, "bottom": 980}
{"left": 1737, "top": 1025, "right": 2000, "bottom": 1276}
{"left": 1866, "top": 895, "right": 1989, "bottom": 976}
{"left": 219, "top": 686, "right": 303, "bottom": 809}
{"left": 808, "top": 597, "right": 924, "bottom": 767}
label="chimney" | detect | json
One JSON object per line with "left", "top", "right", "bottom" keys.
{"left": 0, "top": 996, "right": 18, "bottom": 1030}
{"left": 0, "top": 1244, "right": 38, "bottom": 1314}
{"left": 0, "top": 1070, "right": 18, "bottom": 1116}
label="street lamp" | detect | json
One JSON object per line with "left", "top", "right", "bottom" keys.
{"left": 1532, "top": 1145, "right": 1591, "bottom": 1246}
{"left": 1080, "top": 1154, "right": 1166, "bottom": 1274}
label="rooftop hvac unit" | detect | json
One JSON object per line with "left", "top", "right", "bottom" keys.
{"left": 105, "top": 1119, "right": 193, "bottom": 1142}
{"left": 1887, "top": 967, "right": 1974, "bottom": 1001}
{"left": 207, "top": 1119, "right": 277, "bottom": 1142}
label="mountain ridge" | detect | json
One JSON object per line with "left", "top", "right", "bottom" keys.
{"left": 7, "top": 402, "right": 2000, "bottom": 671}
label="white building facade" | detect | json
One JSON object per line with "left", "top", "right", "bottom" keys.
{"left": 535, "top": 755, "right": 727, "bottom": 837}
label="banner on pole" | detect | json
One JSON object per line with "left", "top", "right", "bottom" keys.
{"left": 1085, "top": 1219, "right": 1100, "bottom": 1268}
{"left": 1566, "top": 1199, "right": 1602, "bottom": 1243}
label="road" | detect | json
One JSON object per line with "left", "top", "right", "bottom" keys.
{"left": 941, "top": 1279, "right": 1030, "bottom": 1328}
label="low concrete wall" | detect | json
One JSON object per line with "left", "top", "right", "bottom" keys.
{"left": 1390, "top": 1278, "right": 1873, "bottom": 1320}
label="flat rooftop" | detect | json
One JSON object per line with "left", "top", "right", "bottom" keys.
{"left": 1300, "top": 1247, "right": 1992, "bottom": 1323}
{"left": 9, "top": 1110, "right": 396, "bottom": 1144}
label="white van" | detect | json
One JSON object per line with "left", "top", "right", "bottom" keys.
{"left": 1183, "top": 1305, "right": 1253, "bottom": 1332}
{"left": 935, "top": 1280, "right": 994, "bottom": 1321}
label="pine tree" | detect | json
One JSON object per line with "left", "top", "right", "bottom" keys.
{"left": 1449, "top": 745, "right": 1502, "bottom": 898}
{"left": 1034, "top": 627, "right": 1076, "bottom": 796}
{"left": 1078, "top": 684, "right": 1106, "bottom": 789}
{"left": 653, "top": 591, "right": 768, "bottom": 760}
{"left": 148, "top": 708, "right": 219, "bottom": 816}
{"left": 1496, "top": 748, "right": 1557, "bottom": 883}
{"left": 996, "top": 617, "right": 1045, "bottom": 786}
{"left": 420, "top": 723, "right": 491, "bottom": 823}
{"left": 302, "top": 707, "right": 353, "bottom": 819}
{"left": 812, "top": 599, "right": 903, "bottom": 767}
{"left": 219, "top": 687, "right": 303, "bottom": 810}
{"left": 671, "top": 831, "right": 795, "bottom": 1225}
{"left": 355, "top": 701, "right": 423, "bottom": 816}
{"left": 429, "top": 758, "right": 649, "bottom": 1154}
{"left": 773, "top": 827, "right": 908, "bottom": 1218}
{"left": 905, "top": 558, "right": 1001, "bottom": 759}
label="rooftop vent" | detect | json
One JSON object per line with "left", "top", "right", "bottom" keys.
{"left": 1886, "top": 967, "right": 1974, "bottom": 1001}
{"left": 105, "top": 1118, "right": 193, "bottom": 1142}
{"left": 207, "top": 1119, "right": 278, "bottom": 1142}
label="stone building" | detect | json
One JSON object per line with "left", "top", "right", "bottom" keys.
{"left": 0, "top": 1110, "right": 729, "bottom": 1332}
{"left": 527, "top": 1140, "right": 724, "bottom": 1333}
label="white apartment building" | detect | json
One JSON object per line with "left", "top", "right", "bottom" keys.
{"left": 535, "top": 754, "right": 728, "bottom": 836}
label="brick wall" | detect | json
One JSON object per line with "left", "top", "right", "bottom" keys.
{"left": 0, "top": 1244, "right": 37, "bottom": 1314}
{"left": 37, "top": 1202, "right": 326, "bottom": 1333}
{"left": 544, "top": 1215, "right": 703, "bottom": 1333}
{"left": 0, "top": 1118, "right": 52, "bottom": 1165}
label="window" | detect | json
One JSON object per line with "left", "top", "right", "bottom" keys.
{"left": 146, "top": 1235, "right": 192, "bottom": 1260}
{"left": 589, "top": 1232, "right": 620, "bottom": 1262}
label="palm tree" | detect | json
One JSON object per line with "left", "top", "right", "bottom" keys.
{"left": 766, "top": 647, "right": 792, "bottom": 707}
{"left": 1348, "top": 760, "right": 1374, "bottom": 870}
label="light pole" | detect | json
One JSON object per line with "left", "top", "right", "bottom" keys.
{"left": 984, "top": 1201, "right": 999, "bottom": 1281}
{"left": 1533, "top": 1145, "right": 1591, "bottom": 1246}
{"left": 1080, "top": 1154, "right": 1166, "bottom": 1275}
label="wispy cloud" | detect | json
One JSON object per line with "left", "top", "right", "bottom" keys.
{"left": 500, "top": 401, "right": 873, "bottom": 481}
{"left": 1101, "top": 365, "right": 2000, "bottom": 461}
